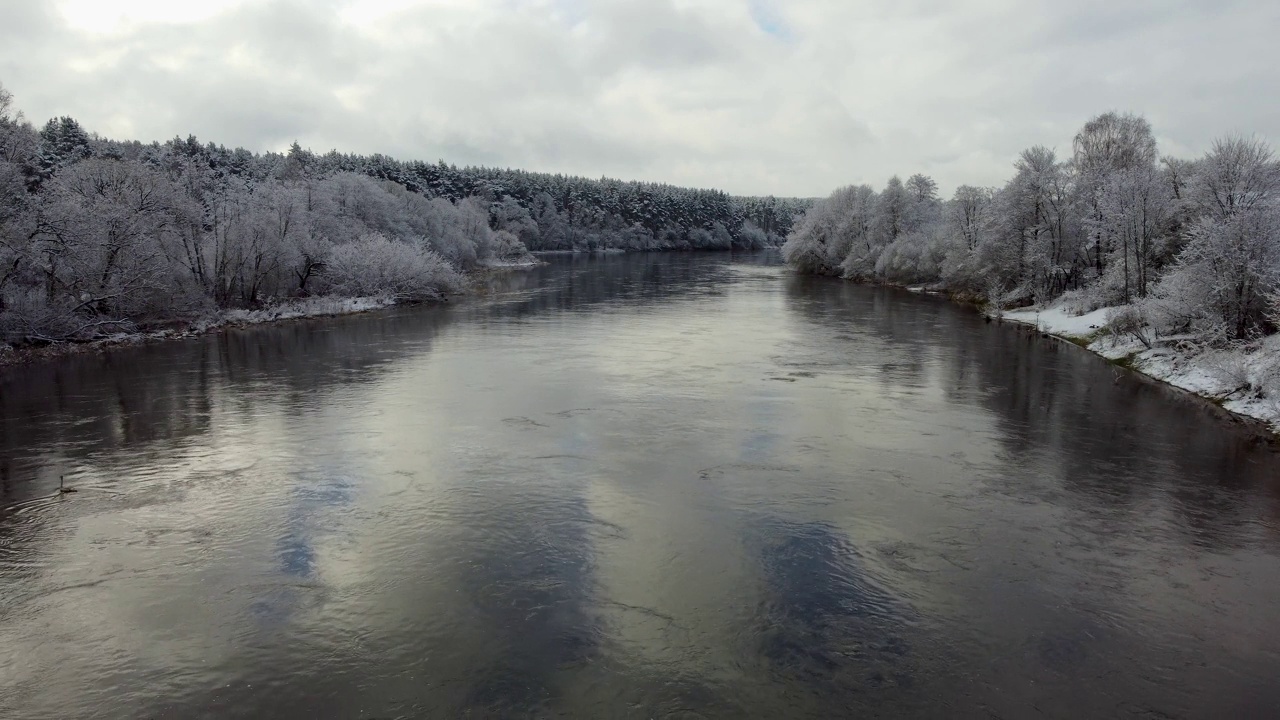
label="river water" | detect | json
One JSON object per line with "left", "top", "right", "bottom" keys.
{"left": 1, "top": 252, "right": 1278, "bottom": 719}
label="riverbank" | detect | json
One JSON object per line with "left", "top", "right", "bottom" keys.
{"left": 0, "top": 295, "right": 404, "bottom": 369}
{"left": 850, "top": 278, "right": 1279, "bottom": 436}
{"left": 1003, "top": 303, "right": 1280, "bottom": 435}
{"left": 0, "top": 259, "right": 545, "bottom": 369}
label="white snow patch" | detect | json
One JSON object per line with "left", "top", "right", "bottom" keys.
{"left": 1124, "top": 335, "right": 1280, "bottom": 432}
{"left": 1004, "top": 304, "right": 1112, "bottom": 339}
{"left": 214, "top": 296, "right": 398, "bottom": 328}
{"left": 0, "top": 295, "right": 410, "bottom": 366}
{"left": 480, "top": 257, "right": 545, "bottom": 269}
{"left": 1004, "top": 301, "right": 1280, "bottom": 433}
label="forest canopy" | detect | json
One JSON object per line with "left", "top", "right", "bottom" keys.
{"left": 0, "top": 81, "right": 811, "bottom": 346}
{"left": 782, "top": 112, "right": 1280, "bottom": 347}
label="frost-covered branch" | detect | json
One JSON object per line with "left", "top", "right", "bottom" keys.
{"left": 782, "top": 113, "right": 1280, "bottom": 349}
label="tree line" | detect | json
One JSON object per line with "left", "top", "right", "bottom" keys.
{"left": 782, "top": 112, "right": 1280, "bottom": 346}
{"left": 0, "top": 81, "right": 811, "bottom": 346}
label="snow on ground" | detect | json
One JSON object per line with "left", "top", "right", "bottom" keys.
{"left": 1004, "top": 305, "right": 1112, "bottom": 338}
{"left": 1004, "top": 302, "right": 1280, "bottom": 433}
{"left": 480, "top": 257, "right": 545, "bottom": 269}
{"left": 5, "top": 259, "right": 547, "bottom": 366}
{"left": 0, "top": 296, "right": 404, "bottom": 366}
{"left": 217, "top": 296, "right": 397, "bottom": 327}
{"left": 1134, "top": 334, "right": 1280, "bottom": 431}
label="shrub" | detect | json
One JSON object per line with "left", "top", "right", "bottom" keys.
{"left": 324, "top": 234, "right": 464, "bottom": 301}
{"left": 1104, "top": 303, "right": 1155, "bottom": 348}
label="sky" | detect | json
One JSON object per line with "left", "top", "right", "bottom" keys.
{"left": 1, "top": 0, "right": 1277, "bottom": 198}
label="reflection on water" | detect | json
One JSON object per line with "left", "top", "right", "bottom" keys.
{"left": 2, "top": 252, "right": 1279, "bottom": 719}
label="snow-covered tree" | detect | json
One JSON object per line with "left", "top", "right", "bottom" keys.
{"left": 736, "top": 221, "right": 770, "bottom": 250}
{"left": 1153, "top": 137, "right": 1280, "bottom": 342}
{"left": 1073, "top": 112, "right": 1158, "bottom": 279}
{"left": 872, "top": 176, "right": 909, "bottom": 247}
{"left": 0, "top": 83, "right": 37, "bottom": 315}
{"left": 1187, "top": 136, "right": 1279, "bottom": 221}
{"left": 324, "top": 234, "right": 463, "bottom": 301}
{"left": 980, "top": 146, "right": 1075, "bottom": 302}
{"left": 1089, "top": 164, "right": 1171, "bottom": 303}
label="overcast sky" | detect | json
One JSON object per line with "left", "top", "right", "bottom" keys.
{"left": 1, "top": 0, "right": 1277, "bottom": 197}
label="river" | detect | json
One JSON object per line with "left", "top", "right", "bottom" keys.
{"left": 2, "top": 252, "right": 1278, "bottom": 719}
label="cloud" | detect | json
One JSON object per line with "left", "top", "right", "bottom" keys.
{"left": 1, "top": 0, "right": 1277, "bottom": 197}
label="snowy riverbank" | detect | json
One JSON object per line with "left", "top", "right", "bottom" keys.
{"left": 477, "top": 256, "right": 547, "bottom": 268}
{"left": 0, "top": 295, "right": 407, "bottom": 368}
{"left": 0, "top": 258, "right": 548, "bottom": 368}
{"left": 1004, "top": 304, "right": 1280, "bottom": 434}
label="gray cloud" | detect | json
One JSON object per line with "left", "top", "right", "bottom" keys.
{"left": 1, "top": 0, "right": 1277, "bottom": 197}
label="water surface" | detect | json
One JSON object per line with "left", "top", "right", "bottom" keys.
{"left": 2, "top": 253, "right": 1279, "bottom": 718}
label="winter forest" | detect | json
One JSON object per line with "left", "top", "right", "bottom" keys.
{"left": 781, "top": 111, "right": 1280, "bottom": 425}
{"left": 0, "top": 81, "right": 809, "bottom": 347}
{"left": 783, "top": 112, "right": 1280, "bottom": 346}
{"left": 5, "top": 65, "right": 1280, "bottom": 418}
